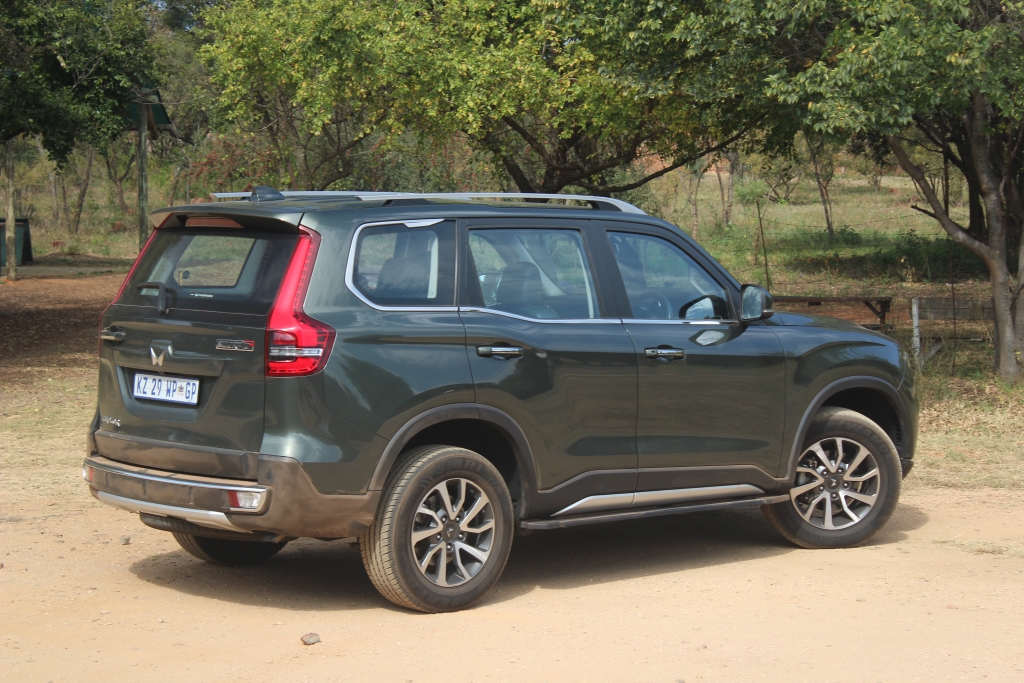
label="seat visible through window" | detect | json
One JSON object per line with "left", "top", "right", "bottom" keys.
{"left": 352, "top": 221, "right": 456, "bottom": 307}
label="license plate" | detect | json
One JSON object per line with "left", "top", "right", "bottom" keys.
{"left": 133, "top": 372, "right": 200, "bottom": 405}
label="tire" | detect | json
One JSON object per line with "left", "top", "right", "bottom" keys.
{"left": 172, "top": 532, "right": 287, "bottom": 566}
{"left": 359, "top": 445, "right": 514, "bottom": 613}
{"left": 763, "top": 407, "right": 901, "bottom": 549}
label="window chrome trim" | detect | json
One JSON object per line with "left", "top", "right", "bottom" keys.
{"left": 345, "top": 219, "right": 459, "bottom": 312}
{"left": 458, "top": 307, "right": 622, "bottom": 324}
{"left": 620, "top": 318, "right": 734, "bottom": 325}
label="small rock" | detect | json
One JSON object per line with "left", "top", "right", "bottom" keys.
{"left": 697, "top": 644, "right": 707, "bottom": 650}
{"left": 100, "top": 610, "right": 109, "bottom": 615}
{"left": 856, "top": 598, "right": 866, "bottom": 602}
{"left": 120, "top": 536, "right": 131, "bottom": 545}
{"left": 301, "top": 633, "right": 320, "bottom": 646}
{"left": 157, "top": 618, "right": 165, "bottom": 623}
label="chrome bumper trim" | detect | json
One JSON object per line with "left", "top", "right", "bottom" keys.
{"left": 95, "top": 491, "right": 245, "bottom": 532}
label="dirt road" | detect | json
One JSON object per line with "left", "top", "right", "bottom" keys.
{"left": 2, "top": 275, "right": 1023, "bottom": 683}
{"left": 3, "top": 488, "right": 1023, "bottom": 682}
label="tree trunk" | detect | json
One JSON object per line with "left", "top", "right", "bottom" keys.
{"left": 167, "top": 166, "right": 183, "bottom": 207}
{"left": 58, "top": 172, "right": 70, "bottom": 234}
{"left": 806, "top": 135, "right": 835, "bottom": 239}
{"left": 5, "top": 138, "right": 16, "bottom": 281}
{"left": 887, "top": 128, "right": 1021, "bottom": 383}
{"left": 35, "top": 137, "right": 61, "bottom": 231}
{"left": 137, "top": 103, "right": 149, "bottom": 251}
{"left": 103, "top": 140, "right": 135, "bottom": 216}
{"left": 715, "top": 163, "right": 726, "bottom": 224}
{"left": 724, "top": 150, "right": 739, "bottom": 226}
{"left": 69, "top": 147, "right": 94, "bottom": 236}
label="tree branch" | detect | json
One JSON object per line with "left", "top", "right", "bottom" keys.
{"left": 886, "top": 134, "right": 995, "bottom": 266}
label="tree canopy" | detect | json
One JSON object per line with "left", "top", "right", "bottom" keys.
{"left": 0, "top": 0, "right": 155, "bottom": 163}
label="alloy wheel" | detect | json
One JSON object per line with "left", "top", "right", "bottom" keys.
{"left": 411, "top": 478, "right": 495, "bottom": 587}
{"left": 790, "top": 437, "right": 881, "bottom": 530}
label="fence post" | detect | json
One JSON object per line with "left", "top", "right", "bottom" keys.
{"left": 911, "top": 298, "right": 922, "bottom": 367}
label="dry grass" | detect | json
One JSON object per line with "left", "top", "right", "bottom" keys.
{"left": 911, "top": 375, "right": 1024, "bottom": 489}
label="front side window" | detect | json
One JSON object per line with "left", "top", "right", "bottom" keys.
{"left": 608, "top": 232, "right": 730, "bottom": 320}
{"left": 468, "top": 228, "right": 599, "bottom": 320}
{"left": 352, "top": 221, "right": 456, "bottom": 307}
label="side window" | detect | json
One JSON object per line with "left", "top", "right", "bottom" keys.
{"left": 352, "top": 221, "right": 456, "bottom": 307}
{"left": 468, "top": 228, "right": 599, "bottom": 320}
{"left": 608, "top": 232, "right": 729, "bottom": 320}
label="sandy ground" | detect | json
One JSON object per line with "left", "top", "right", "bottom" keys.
{"left": 2, "top": 488, "right": 1023, "bottom": 683}
{"left": 2, "top": 275, "right": 1023, "bottom": 683}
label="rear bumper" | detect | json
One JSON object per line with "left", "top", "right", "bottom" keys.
{"left": 84, "top": 454, "right": 379, "bottom": 539}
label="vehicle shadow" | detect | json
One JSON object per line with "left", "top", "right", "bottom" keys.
{"left": 128, "top": 502, "right": 929, "bottom": 612}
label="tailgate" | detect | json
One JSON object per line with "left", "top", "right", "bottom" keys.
{"left": 97, "top": 221, "right": 300, "bottom": 473}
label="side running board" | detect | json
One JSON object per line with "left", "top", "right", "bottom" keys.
{"left": 519, "top": 494, "right": 789, "bottom": 530}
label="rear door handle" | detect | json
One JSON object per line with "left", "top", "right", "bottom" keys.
{"left": 645, "top": 347, "right": 686, "bottom": 361}
{"left": 100, "top": 327, "right": 126, "bottom": 342}
{"left": 477, "top": 345, "right": 523, "bottom": 358}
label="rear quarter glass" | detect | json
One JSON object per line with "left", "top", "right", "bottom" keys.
{"left": 117, "top": 229, "right": 299, "bottom": 315}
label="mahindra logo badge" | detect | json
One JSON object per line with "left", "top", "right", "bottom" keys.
{"left": 150, "top": 347, "right": 166, "bottom": 366}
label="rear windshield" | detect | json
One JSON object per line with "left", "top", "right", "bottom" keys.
{"left": 117, "top": 229, "right": 298, "bottom": 315}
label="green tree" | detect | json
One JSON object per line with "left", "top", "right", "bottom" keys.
{"left": 383, "top": 0, "right": 769, "bottom": 195}
{"left": 590, "top": 0, "right": 1024, "bottom": 382}
{"left": 761, "top": 0, "right": 1024, "bottom": 382}
{"left": 1, "top": 0, "right": 154, "bottom": 279}
{"left": 200, "top": 0, "right": 393, "bottom": 191}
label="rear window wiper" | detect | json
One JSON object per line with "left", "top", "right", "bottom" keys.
{"left": 136, "top": 282, "right": 176, "bottom": 315}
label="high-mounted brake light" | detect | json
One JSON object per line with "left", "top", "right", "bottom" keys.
{"left": 266, "top": 227, "right": 334, "bottom": 376}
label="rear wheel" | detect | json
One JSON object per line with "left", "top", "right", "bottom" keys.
{"left": 360, "top": 445, "right": 514, "bottom": 613}
{"left": 763, "top": 407, "right": 901, "bottom": 549}
{"left": 172, "top": 533, "right": 287, "bottom": 566}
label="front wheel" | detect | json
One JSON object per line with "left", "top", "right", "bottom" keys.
{"left": 763, "top": 407, "right": 901, "bottom": 549}
{"left": 360, "top": 445, "right": 514, "bottom": 613}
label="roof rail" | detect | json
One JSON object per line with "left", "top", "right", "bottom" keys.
{"left": 208, "top": 190, "right": 646, "bottom": 214}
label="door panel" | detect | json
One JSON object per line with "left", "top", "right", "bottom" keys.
{"left": 624, "top": 321, "right": 786, "bottom": 475}
{"left": 462, "top": 313, "right": 638, "bottom": 489}
{"left": 461, "top": 222, "right": 638, "bottom": 494}
{"left": 600, "top": 226, "right": 787, "bottom": 479}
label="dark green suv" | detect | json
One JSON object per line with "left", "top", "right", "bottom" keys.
{"left": 84, "top": 189, "right": 917, "bottom": 612}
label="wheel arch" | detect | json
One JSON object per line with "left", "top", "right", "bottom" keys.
{"left": 786, "top": 376, "right": 911, "bottom": 482}
{"left": 368, "top": 404, "right": 539, "bottom": 516}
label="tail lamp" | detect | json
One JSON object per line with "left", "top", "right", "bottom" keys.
{"left": 266, "top": 227, "right": 335, "bottom": 376}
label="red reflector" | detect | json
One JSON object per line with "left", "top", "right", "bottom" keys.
{"left": 266, "top": 227, "right": 334, "bottom": 376}
{"left": 227, "top": 490, "right": 240, "bottom": 508}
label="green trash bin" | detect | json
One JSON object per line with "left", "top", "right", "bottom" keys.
{"left": 0, "top": 219, "right": 34, "bottom": 266}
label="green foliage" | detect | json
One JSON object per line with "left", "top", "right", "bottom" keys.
{"left": 735, "top": 180, "right": 769, "bottom": 206}
{"left": 0, "top": 0, "right": 156, "bottom": 163}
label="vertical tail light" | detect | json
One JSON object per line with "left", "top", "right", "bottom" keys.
{"left": 266, "top": 227, "right": 335, "bottom": 376}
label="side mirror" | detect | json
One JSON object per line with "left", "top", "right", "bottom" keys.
{"left": 740, "top": 284, "right": 774, "bottom": 321}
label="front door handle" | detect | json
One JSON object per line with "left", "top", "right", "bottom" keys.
{"left": 100, "top": 326, "right": 126, "bottom": 343}
{"left": 477, "top": 345, "right": 523, "bottom": 358}
{"left": 645, "top": 347, "right": 686, "bottom": 361}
